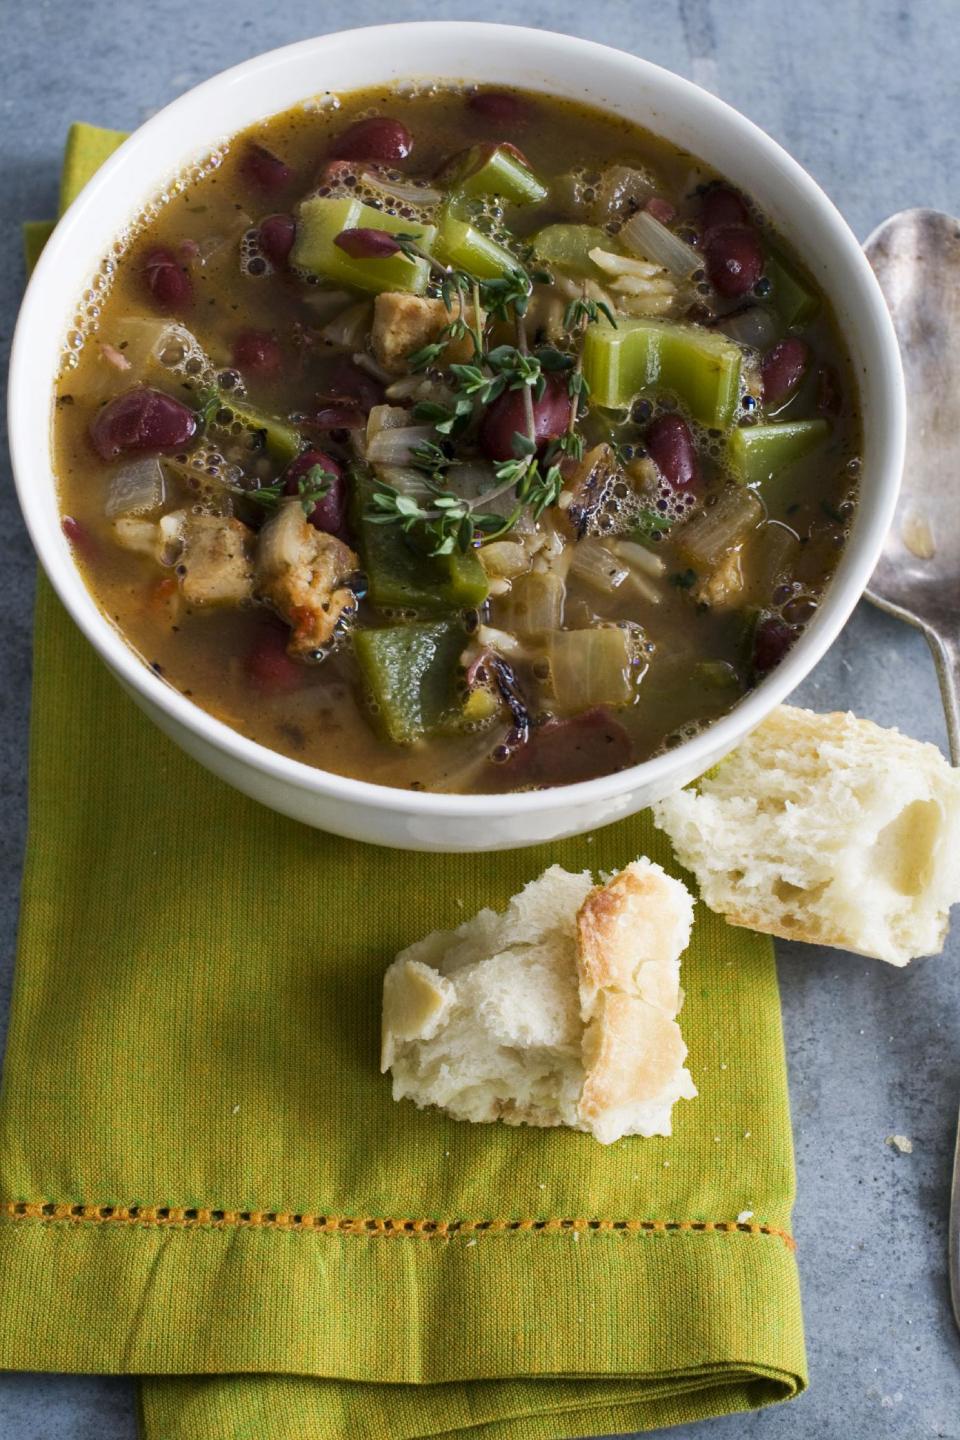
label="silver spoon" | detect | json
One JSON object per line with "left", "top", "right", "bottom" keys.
{"left": 864, "top": 207, "right": 960, "bottom": 1333}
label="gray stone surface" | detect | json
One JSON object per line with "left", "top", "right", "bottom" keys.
{"left": 1, "top": 1, "right": 958, "bottom": 1436}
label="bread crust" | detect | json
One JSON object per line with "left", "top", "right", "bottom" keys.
{"left": 381, "top": 860, "right": 696, "bottom": 1143}
{"left": 653, "top": 704, "right": 960, "bottom": 966}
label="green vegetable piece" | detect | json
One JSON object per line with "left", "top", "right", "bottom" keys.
{"left": 582, "top": 318, "right": 743, "bottom": 428}
{"left": 354, "top": 620, "right": 466, "bottom": 745}
{"left": 532, "top": 223, "right": 615, "bottom": 280}
{"left": 728, "top": 419, "right": 829, "bottom": 488}
{"left": 353, "top": 475, "right": 489, "bottom": 612}
{"left": 436, "top": 205, "right": 519, "bottom": 279}
{"left": 205, "top": 395, "right": 301, "bottom": 468}
{"left": 765, "top": 249, "right": 820, "bottom": 327}
{"left": 445, "top": 144, "right": 548, "bottom": 206}
{"left": 292, "top": 196, "right": 436, "bottom": 295}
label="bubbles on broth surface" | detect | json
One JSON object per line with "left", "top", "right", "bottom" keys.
{"left": 312, "top": 164, "right": 440, "bottom": 226}
{"left": 57, "top": 146, "right": 228, "bottom": 376}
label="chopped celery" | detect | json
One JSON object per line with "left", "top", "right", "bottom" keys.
{"left": 353, "top": 473, "right": 489, "bottom": 612}
{"left": 532, "top": 224, "right": 614, "bottom": 279}
{"left": 436, "top": 206, "right": 519, "bottom": 279}
{"left": 205, "top": 396, "right": 302, "bottom": 468}
{"left": 445, "top": 144, "right": 547, "bottom": 206}
{"left": 765, "top": 249, "right": 820, "bottom": 327}
{"left": 728, "top": 419, "right": 828, "bottom": 488}
{"left": 547, "top": 627, "right": 633, "bottom": 709}
{"left": 355, "top": 620, "right": 466, "bottom": 745}
{"left": 292, "top": 196, "right": 436, "bottom": 295}
{"left": 582, "top": 318, "right": 742, "bottom": 427}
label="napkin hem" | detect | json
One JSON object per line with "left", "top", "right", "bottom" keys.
{"left": 0, "top": 1200, "right": 796, "bottom": 1249}
{"left": 0, "top": 1215, "right": 805, "bottom": 1386}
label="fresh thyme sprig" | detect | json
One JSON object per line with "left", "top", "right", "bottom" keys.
{"left": 233, "top": 463, "right": 334, "bottom": 517}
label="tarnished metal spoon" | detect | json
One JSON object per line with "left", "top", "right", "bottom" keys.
{"left": 864, "top": 207, "right": 960, "bottom": 1333}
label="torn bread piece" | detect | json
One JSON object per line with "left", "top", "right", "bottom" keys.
{"left": 381, "top": 861, "right": 697, "bottom": 1144}
{"left": 653, "top": 704, "right": 960, "bottom": 966}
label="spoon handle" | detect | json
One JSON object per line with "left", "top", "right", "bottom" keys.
{"left": 926, "top": 628, "right": 960, "bottom": 766}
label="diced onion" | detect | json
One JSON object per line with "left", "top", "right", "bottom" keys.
{"left": 496, "top": 572, "right": 565, "bottom": 636}
{"left": 569, "top": 537, "right": 631, "bottom": 592}
{"left": 320, "top": 300, "right": 372, "bottom": 349}
{"left": 360, "top": 171, "right": 442, "bottom": 207}
{"left": 112, "top": 518, "right": 160, "bottom": 556}
{"left": 717, "top": 306, "right": 779, "bottom": 351}
{"left": 366, "top": 425, "right": 436, "bottom": 465}
{"left": 479, "top": 541, "right": 530, "bottom": 579}
{"left": 611, "top": 538, "right": 665, "bottom": 578}
{"left": 675, "top": 485, "right": 763, "bottom": 569}
{"left": 105, "top": 457, "right": 166, "bottom": 518}
{"left": 620, "top": 210, "right": 701, "bottom": 279}
{"left": 547, "top": 627, "right": 633, "bottom": 709}
{"left": 374, "top": 465, "right": 433, "bottom": 499}
{"left": 588, "top": 247, "right": 662, "bottom": 278}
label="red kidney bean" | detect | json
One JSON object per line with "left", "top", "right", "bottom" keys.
{"left": 232, "top": 329, "right": 282, "bottom": 376}
{"left": 320, "top": 356, "right": 385, "bottom": 411}
{"left": 245, "top": 626, "right": 304, "bottom": 693}
{"left": 761, "top": 337, "right": 810, "bottom": 407}
{"left": 329, "top": 117, "right": 412, "bottom": 164}
{"left": 816, "top": 364, "right": 843, "bottom": 415}
{"left": 284, "top": 449, "right": 346, "bottom": 535}
{"left": 305, "top": 404, "right": 366, "bottom": 432}
{"left": 646, "top": 413, "right": 699, "bottom": 490}
{"left": 467, "top": 90, "right": 533, "bottom": 127}
{"left": 258, "top": 213, "right": 296, "bottom": 266}
{"left": 479, "top": 376, "right": 572, "bottom": 462}
{"left": 90, "top": 387, "right": 196, "bottom": 460}
{"left": 752, "top": 616, "right": 797, "bottom": 675}
{"left": 496, "top": 707, "right": 633, "bottom": 788}
{"left": 701, "top": 184, "right": 751, "bottom": 234}
{"left": 240, "top": 142, "right": 293, "bottom": 194}
{"left": 334, "top": 227, "right": 402, "bottom": 259}
{"left": 644, "top": 195, "right": 677, "bottom": 225}
{"left": 141, "top": 247, "right": 193, "bottom": 312}
{"left": 61, "top": 515, "right": 97, "bottom": 561}
{"left": 705, "top": 226, "right": 765, "bottom": 298}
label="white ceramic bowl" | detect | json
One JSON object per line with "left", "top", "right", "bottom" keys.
{"left": 8, "top": 23, "right": 904, "bottom": 851}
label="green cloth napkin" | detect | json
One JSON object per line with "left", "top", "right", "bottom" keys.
{"left": 0, "top": 123, "right": 806, "bottom": 1440}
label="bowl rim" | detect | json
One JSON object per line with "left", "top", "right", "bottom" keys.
{"left": 8, "top": 21, "right": 905, "bottom": 818}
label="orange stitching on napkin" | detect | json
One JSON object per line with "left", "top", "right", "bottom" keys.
{"left": 0, "top": 1201, "right": 796, "bottom": 1250}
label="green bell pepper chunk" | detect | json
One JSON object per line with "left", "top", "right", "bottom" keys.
{"left": 291, "top": 196, "right": 436, "bottom": 295}
{"left": 582, "top": 318, "right": 743, "bottom": 428}
{"left": 531, "top": 223, "right": 614, "bottom": 280}
{"left": 728, "top": 419, "right": 829, "bottom": 488}
{"left": 352, "top": 475, "right": 489, "bottom": 613}
{"left": 445, "top": 144, "right": 547, "bottom": 206}
{"left": 435, "top": 205, "right": 519, "bottom": 279}
{"left": 354, "top": 620, "right": 466, "bottom": 745}
{"left": 765, "top": 248, "right": 820, "bottom": 327}
{"left": 205, "top": 396, "right": 302, "bottom": 468}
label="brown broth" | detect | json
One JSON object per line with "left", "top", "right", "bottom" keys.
{"left": 54, "top": 85, "right": 861, "bottom": 793}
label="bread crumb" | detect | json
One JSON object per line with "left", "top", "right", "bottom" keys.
{"left": 663, "top": 1160, "right": 670, "bottom": 1168}
{"left": 720, "top": 1062, "right": 728, "bottom": 1070}
{"left": 455, "top": 898, "right": 465, "bottom": 909}
{"left": 743, "top": 1130, "right": 751, "bottom": 1139}
{"left": 737, "top": 1209, "right": 754, "bottom": 1223}
{"left": 885, "top": 1133, "right": 913, "bottom": 1154}
{"left": 231, "top": 1104, "right": 240, "bottom": 1115}
{"left": 538, "top": 1183, "right": 546, "bottom": 1190}
{"left": 466, "top": 1238, "right": 477, "bottom": 1247}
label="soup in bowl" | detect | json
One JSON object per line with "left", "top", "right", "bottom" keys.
{"left": 10, "top": 25, "right": 904, "bottom": 849}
